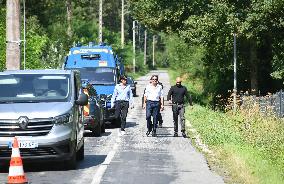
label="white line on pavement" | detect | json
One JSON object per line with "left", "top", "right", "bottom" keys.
{"left": 91, "top": 133, "right": 121, "bottom": 184}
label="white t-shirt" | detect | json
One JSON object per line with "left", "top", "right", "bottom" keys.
{"left": 144, "top": 84, "right": 163, "bottom": 101}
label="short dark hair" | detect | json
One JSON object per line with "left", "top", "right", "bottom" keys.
{"left": 150, "top": 75, "right": 158, "bottom": 80}
{"left": 120, "top": 75, "right": 127, "bottom": 81}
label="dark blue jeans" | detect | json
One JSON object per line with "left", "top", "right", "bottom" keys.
{"left": 146, "top": 101, "right": 160, "bottom": 132}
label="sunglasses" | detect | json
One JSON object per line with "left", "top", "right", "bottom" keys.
{"left": 152, "top": 78, "right": 158, "bottom": 81}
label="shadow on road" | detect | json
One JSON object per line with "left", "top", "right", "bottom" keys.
{"left": 0, "top": 154, "right": 107, "bottom": 173}
{"left": 84, "top": 131, "right": 112, "bottom": 137}
{"left": 125, "top": 121, "right": 137, "bottom": 128}
{"left": 77, "top": 154, "right": 107, "bottom": 170}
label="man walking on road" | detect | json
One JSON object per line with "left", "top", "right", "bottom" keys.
{"left": 143, "top": 75, "right": 164, "bottom": 137}
{"left": 111, "top": 75, "right": 134, "bottom": 135}
{"left": 167, "top": 77, "right": 192, "bottom": 138}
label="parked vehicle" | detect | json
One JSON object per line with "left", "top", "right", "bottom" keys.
{"left": 0, "top": 70, "right": 88, "bottom": 169}
{"left": 64, "top": 42, "right": 125, "bottom": 127}
{"left": 127, "top": 77, "right": 137, "bottom": 97}
{"left": 82, "top": 81, "right": 105, "bottom": 136}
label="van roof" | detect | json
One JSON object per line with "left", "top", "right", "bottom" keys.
{"left": 0, "top": 69, "right": 73, "bottom": 75}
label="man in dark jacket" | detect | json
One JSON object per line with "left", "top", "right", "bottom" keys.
{"left": 167, "top": 77, "right": 192, "bottom": 138}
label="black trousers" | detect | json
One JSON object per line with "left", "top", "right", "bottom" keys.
{"left": 172, "top": 104, "right": 185, "bottom": 133}
{"left": 114, "top": 101, "right": 129, "bottom": 129}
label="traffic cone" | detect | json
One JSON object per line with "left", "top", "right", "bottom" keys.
{"left": 7, "top": 137, "right": 28, "bottom": 184}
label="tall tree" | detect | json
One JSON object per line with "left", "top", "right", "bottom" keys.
{"left": 130, "top": 0, "right": 284, "bottom": 95}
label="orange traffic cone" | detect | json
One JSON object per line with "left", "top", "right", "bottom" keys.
{"left": 7, "top": 137, "right": 28, "bottom": 184}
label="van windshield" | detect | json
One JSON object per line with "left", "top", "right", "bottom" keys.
{"left": 0, "top": 74, "right": 70, "bottom": 103}
{"left": 78, "top": 67, "right": 116, "bottom": 85}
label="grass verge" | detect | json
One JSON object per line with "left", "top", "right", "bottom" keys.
{"left": 168, "top": 68, "right": 284, "bottom": 183}
{"left": 186, "top": 105, "right": 284, "bottom": 184}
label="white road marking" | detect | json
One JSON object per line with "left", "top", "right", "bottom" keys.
{"left": 91, "top": 99, "right": 137, "bottom": 184}
{"left": 91, "top": 133, "right": 121, "bottom": 184}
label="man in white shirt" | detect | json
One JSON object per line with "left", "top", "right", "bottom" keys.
{"left": 143, "top": 75, "right": 164, "bottom": 137}
{"left": 111, "top": 75, "right": 134, "bottom": 134}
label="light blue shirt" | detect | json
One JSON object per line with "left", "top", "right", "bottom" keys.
{"left": 111, "top": 83, "right": 133, "bottom": 108}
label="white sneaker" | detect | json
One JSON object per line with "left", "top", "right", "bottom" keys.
{"left": 120, "top": 130, "right": 125, "bottom": 135}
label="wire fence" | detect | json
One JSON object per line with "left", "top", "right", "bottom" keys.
{"left": 240, "top": 90, "right": 284, "bottom": 118}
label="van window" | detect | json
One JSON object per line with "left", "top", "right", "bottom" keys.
{"left": 0, "top": 74, "right": 71, "bottom": 103}
{"left": 76, "top": 67, "right": 116, "bottom": 85}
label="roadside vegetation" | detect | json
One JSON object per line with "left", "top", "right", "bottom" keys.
{"left": 0, "top": 1, "right": 149, "bottom": 75}
{"left": 169, "top": 69, "right": 284, "bottom": 184}
{"left": 1, "top": 1, "right": 284, "bottom": 183}
{"left": 132, "top": 2, "right": 284, "bottom": 182}
{"left": 186, "top": 105, "right": 284, "bottom": 184}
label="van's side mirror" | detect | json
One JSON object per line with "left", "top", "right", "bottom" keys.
{"left": 76, "top": 93, "right": 88, "bottom": 106}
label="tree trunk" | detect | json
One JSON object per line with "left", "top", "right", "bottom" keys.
{"left": 249, "top": 40, "right": 258, "bottom": 95}
{"left": 6, "top": 0, "right": 21, "bottom": 70}
{"left": 66, "top": 0, "right": 72, "bottom": 39}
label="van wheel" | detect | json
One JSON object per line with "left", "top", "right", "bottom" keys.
{"left": 65, "top": 147, "right": 77, "bottom": 170}
{"left": 92, "top": 124, "right": 101, "bottom": 137}
{"left": 100, "top": 108, "right": 105, "bottom": 133}
{"left": 101, "top": 122, "right": 105, "bottom": 133}
{"left": 77, "top": 142, "right": 84, "bottom": 161}
{"left": 113, "top": 119, "right": 121, "bottom": 128}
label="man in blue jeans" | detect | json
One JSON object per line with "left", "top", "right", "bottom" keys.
{"left": 143, "top": 75, "right": 164, "bottom": 137}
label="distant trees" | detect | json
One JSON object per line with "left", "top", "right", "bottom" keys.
{"left": 130, "top": 0, "right": 284, "bottom": 97}
{"left": 0, "top": 0, "right": 148, "bottom": 73}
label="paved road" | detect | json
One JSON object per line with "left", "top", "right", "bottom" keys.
{"left": 0, "top": 70, "right": 224, "bottom": 184}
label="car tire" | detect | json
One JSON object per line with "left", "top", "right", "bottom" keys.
{"left": 101, "top": 122, "right": 105, "bottom": 133}
{"left": 100, "top": 109, "right": 105, "bottom": 133}
{"left": 76, "top": 141, "right": 84, "bottom": 161}
{"left": 64, "top": 143, "right": 77, "bottom": 170}
{"left": 92, "top": 123, "right": 101, "bottom": 137}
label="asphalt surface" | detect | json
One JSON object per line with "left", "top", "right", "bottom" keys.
{"left": 0, "top": 70, "right": 224, "bottom": 184}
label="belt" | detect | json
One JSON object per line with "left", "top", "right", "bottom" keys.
{"left": 147, "top": 100, "right": 159, "bottom": 102}
{"left": 173, "top": 102, "right": 184, "bottom": 105}
{"left": 117, "top": 100, "right": 129, "bottom": 102}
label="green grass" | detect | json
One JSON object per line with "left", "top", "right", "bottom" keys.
{"left": 167, "top": 69, "right": 284, "bottom": 183}
{"left": 185, "top": 105, "right": 284, "bottom": 184}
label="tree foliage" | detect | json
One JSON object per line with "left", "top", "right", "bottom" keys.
{"left": 0, "top": 7, "right": 6, "bottom": 71}
{"left": 130, "top": 0, "right": 284, "bottom": 98}
{"left": 0, "top": 0, "right": 147, "bottom": 73}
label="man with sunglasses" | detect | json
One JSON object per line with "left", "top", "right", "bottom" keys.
{"left": 143, "top": 75, "right": 164, "bottom": 137}
{"left": 167, "top": 77, "right": 192, "bottom": 138}
{"left": 111, "top": 75, "right": 134, "bottom": 135}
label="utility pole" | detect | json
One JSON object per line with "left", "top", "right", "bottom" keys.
{"left": 23, "top": 0, "right": 26, "bottom": 70}
{"left": 6, "top": 0, "right": 21, "bottom": 70}
{"left": 152, "top": 35, "right": 155, "bottom": 68}
{"left": 132, "top": 21, "right": 136, "bottom": 73}
{"left": 99, "top": 0, "right": 103, "bottom": 43}
{"left": 144, "top": 30, "right": 147, "bottom": 65}
{"left": 121, "top": 0, "right": 124, "bottom": 48}
{"left": 233, "top": 33, "right": 237, "bottom": 112}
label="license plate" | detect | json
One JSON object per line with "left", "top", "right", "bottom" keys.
{"left": 8, "top": 141, "right": 38, "bottom": 148}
